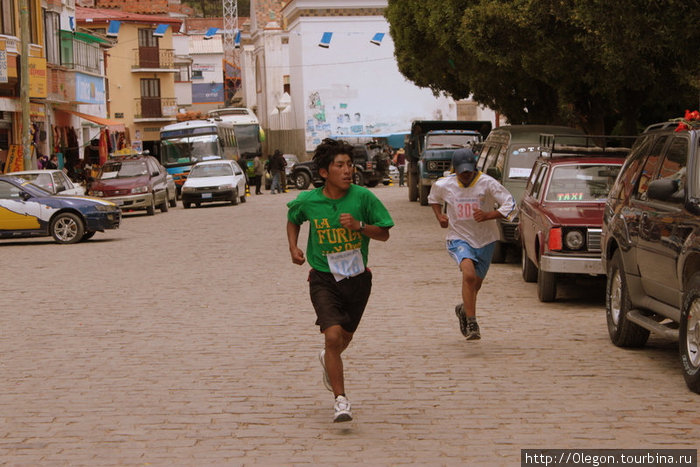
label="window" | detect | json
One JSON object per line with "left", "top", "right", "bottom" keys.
{"left": 655, "top": 136, "right": 688, "bottom": 203}
{"left": 0, "top": 181, "right": 21, "bottom": 199}
{"left": 138, "top": 28, "right": 158, "bottom": 48}
{"left": 530, "top": 165, "right": 548, "bottom": 200}
{"left": 0, "top": 0, "right": 15, "bottom": 35}
{"left": 27, "top": 0, "right": 39, "bottom": 44}
{"left": 176, "top": 65, "right": 190, "bottom": 82}
{"left": 283, "top": 74, "right": 290, "bottom": 95}
{"left": 191, "top": 69, "right": 203, "bottom": 80}
{"left": 636, "top": 136, "right": 668, "bottom": 199}
{"left": 44, "top": 10, "right": 60, "bottom": 65}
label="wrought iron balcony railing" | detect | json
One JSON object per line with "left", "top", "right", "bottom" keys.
{"left": 134, "top": 97, "right": 177, "bottom": 119}
{"left": 132, "top": 48, "right": 175, "bottom": 70}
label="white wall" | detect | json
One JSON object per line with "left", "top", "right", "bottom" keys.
{"left": 288, "top": 15, "right": 457, "bottom": 151}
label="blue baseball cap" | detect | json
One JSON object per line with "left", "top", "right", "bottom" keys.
{"left": 452, "top": 148, "right": 477, "bottom": 174}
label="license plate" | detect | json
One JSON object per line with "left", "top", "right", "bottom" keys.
{"left": 202, "top": 193, "right": 212, "bottom": 199}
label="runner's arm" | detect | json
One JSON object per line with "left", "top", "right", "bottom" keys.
{"left": 339, "top": 213, "right": 390, "bottom": 241}
{"left": 430, "top": 203, "right": 449, "bottom": 228}
{"left": 286, "top": 221, "right": 306, "bottom": 265}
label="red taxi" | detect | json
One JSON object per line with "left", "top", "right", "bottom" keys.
{"left": 518, "top": 136, "right": 629, "bottom": 301}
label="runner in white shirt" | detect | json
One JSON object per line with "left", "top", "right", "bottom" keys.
{"left": 428, "top": 148, "right": 516, "bottom": 340}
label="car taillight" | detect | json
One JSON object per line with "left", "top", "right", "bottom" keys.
{"left": 548, "top": 227, "right": 562, "bottom": 251}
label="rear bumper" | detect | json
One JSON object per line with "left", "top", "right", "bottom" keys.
{"left": 540, "top": 254, "right": 604, "bottom": 274}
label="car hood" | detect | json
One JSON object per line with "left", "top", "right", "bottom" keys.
{"left": 541, "top": 203, "right": 605, "bottom": 226}
{"left": 183, "top": 175, "right": 237, "bottom": 188}
{"left": 91, "top": 175, "right": 150, "bottom": 191}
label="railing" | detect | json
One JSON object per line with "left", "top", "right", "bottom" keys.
{"left": 132, "top": 48, "right": 175, "bottom": 70}
{"left": 134, "top": 97, "right": 177, "bottom": 119}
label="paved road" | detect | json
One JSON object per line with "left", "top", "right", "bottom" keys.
{"left": 1, "top": 186, "right": 698, "bottom": 466}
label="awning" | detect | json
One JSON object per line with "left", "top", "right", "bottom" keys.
{"left": 153, "top": 24, "right": 169, "bottom": 38}
{"left": 57, "top": 108, "right": 125, "bottom": 131}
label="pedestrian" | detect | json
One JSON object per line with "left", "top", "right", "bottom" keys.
{"left": 396, "top": 148, "right": 406, "bottom": 186}
{"left": 428, "top": 148, "right": 515, "bottom": 340}
{"left": 286, "top": 138, "right": 394, "bottom": 423}
{"left": 269, "top": 149, "right": 285, "bottom": 194}
{"left": 84, "top": 139, "right": 100, "bottom": 165}
{"left": 45, "top": 155, "right": 58, "bottom": 170}
{"left": 252, "top": 154, "right": 264, "bottom": 194}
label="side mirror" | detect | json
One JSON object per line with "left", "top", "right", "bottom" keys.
{"left": 486, "top": 166, "right": 502, "bottom": 181}
{"left": 647, "top": 178, "right": 679, "bottom": 201}
{"left": 19, "top": 191, "right": 31, "bottom": 201}
{"left": 152, "top": 171, "right": 159, "bottom": 177}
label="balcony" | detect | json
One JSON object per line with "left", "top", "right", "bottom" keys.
{"left": 131, "top": 48, "right": 177, "bottom": 72}
{"left": 133, "top": 97, "right": 177, "bottom": 122}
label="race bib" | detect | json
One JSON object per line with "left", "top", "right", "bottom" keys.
{"left": 455, "top": 197, "right": 480, "bottom": 220}
{"left": 327, "top": 248, "right": 365, "bottom": 282}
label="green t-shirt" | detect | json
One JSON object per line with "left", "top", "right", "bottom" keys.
{"left": 287, "top": 185, "right": 395, "bottom": 273}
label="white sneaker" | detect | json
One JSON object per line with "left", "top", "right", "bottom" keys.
{"left": 319, "top": 349, "right": 332, "bottom": 391}
{"left": 333, "top": 395, "right": 352, "bottom": 422}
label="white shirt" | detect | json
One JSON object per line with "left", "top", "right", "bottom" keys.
{"left": 428, "top": 172, "right": 517, "bottom": 248}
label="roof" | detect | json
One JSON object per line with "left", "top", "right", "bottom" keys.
{"left": 492, "top": 125, "right": 585, "bottom": 135}
{"left": 76, "top": 6, "right": 183, "bottom": 26}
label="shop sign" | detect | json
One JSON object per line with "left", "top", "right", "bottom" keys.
{"left": 30, "top": 103, "right": 45, "bottom": 119}
{"left": 28, "top": 57, "right": 47, "bottom": 98}
{"left": 192, "top": 83, "right": 224, "bottom": 104}
{"left": 0, "top": 40, "right": 7, "bottom": 84}
{"left": 4, "top": 145, "right": 23, "bottom": 172}
{"left": 75, "top": 73, "right": 106, "bottom": 105}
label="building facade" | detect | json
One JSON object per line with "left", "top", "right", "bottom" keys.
{"left": 77, "top": 7, "right": 182, "bottom": 158}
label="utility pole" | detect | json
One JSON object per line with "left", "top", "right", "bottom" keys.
{"left": 222, "top": 0, "right": 240, "bottom": 106}
{"left": 19, "top": 0, "right": 32, "bottom": 169}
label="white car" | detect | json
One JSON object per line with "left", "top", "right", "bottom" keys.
{"left": 9, "top": 169, "right": 86, "bottom": 196}
{"left": 181, "top": 159, "right": 247, "bottom": 208}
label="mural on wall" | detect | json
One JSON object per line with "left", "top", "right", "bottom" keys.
{"left": 304, "top": 88, "right": 408, "bottom": 151}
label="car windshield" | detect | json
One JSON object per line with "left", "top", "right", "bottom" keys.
{"left": 506, "top": 146, "right": 542, "bottom": 179}
{"left": 425, "top": 134, "right": 480, "bottom": 149}
{"left": 16, "top": 173, "right": 53, "bottom": 192}
{"left": 545, "top": 164, "right": 621, "bottom": 202}
{"left": 189, "top": 163, "right": 233, "bottom": 178}
{"left": 161, "top": 135, "right": 221, "bottom": 165}
{"left": 98, "top": 161, "right": 148, "bottom": 179}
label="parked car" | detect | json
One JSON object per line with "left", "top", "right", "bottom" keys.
{"left": 519, "top": 135, "right": 627, "bottom": 301}
{"left": 9, "top": 169, "right": 85, "bottom": 196}
{"left": 0, "top": 175, "right": 121, "bottom": 244}
{"left": 601, "top": 120, "right": 700, "bottom": 393}
{"left": 477, "top": 125, "right": 586, "bottom": 262}
{"left": 88, "top": 155, "right": 172, "bottom": 215}
{"left": 181, "top": 159, "right": 247, "bottom": 208}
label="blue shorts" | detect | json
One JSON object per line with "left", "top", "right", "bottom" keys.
{"left": 446, "top": 239, "right": 496, "bottom": 279}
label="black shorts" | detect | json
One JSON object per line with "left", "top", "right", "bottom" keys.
{"left": 308, "top": 268, "right": 373, "bottom": 333}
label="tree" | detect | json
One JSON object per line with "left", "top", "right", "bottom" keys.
{"left": 386, "top": 0, "right": 700, "bottom": 134}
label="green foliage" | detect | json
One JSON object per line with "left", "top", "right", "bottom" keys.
{"left": 386, "top": 0, "right": 700, "bottom": 133}
{"left": 182, "top": 0, "right": 250, "bottom": 18}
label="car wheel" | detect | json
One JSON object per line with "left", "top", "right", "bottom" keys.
{"left": 240, "top": 187, "right": 247, "bottom": 203}
{"left": 383, "top": 180, "right": 390, "bottom": 186}
{"left": 491, "top": 241, "right": 506, "bottom": 264}
{"left": 366, "top": 180, "right": 379, "bottom": 188}
{"left": 231, "top": 189, "right": 239, "bottom": 205}
{"left": 195, "top": 202, "right": 201, "bottom": 208}
{"left": 606, "top": 250, "right": 650, "bottom": 347}
{"left": 50, "top": 212, "right": 85, "bottom": 244}
{"left": 418, "top": 183, "right": 429, "bottom": 206}
{"left": 294, "top": 172, "right": 311, "bottom": 190}
{"left": 146, "top": 194, "right": 156, "bottom": 215}
{"left": 183, "top": 201, "right": 191, "bottom": 209}
{"left": 521, "top": 245, "right": 537, "bottom": 283}
{"left": 81, "top": 231, "right": 96, "bottom": 242}
{"left": 537, "top": 267, "right": 557, "bottom": 302}
{"left": 160, "top": 192, "right": 169, "bottom": 213}
{"left": 169, "top": 190, "right": 177, "bottom": 207}
{"left": 680, "top": 273, "right": 700, "bottom": 393}
{"left": 353, "top": 171, "right": 365, "bottom": 187}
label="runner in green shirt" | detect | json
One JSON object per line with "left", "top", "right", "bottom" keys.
{"left": 287, "top": 138, "right": 394, "bottom": 423}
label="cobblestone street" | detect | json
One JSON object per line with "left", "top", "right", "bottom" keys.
{"left": 1, "top": 186, "right": 698, "bottom": 466}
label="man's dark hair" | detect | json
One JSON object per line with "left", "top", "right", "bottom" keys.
{"left": 313, "top": 138, "right": 354, "bottom": 172}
